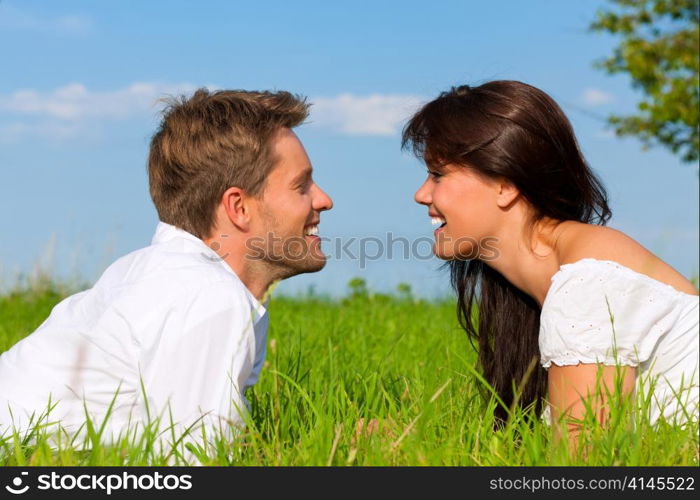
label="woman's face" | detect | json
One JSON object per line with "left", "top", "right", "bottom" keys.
{"left": 414, "top": 163, "right": 504, "bottom": 260}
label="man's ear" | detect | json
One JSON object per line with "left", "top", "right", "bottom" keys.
{"left": 495, "top": 179, "right": 520, "bottom": 209}
{"left": 222, "top": 186, "right": 251, "bottom": 231}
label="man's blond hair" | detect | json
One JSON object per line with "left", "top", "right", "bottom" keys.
{"left": 148, "top": 88, "right": 309, "bottom": 239}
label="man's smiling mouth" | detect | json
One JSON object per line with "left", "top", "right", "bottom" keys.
{"left": 304, "top": 222, "right": 320, "bottom": 236}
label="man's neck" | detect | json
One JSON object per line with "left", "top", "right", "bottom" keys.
{"left": 202, "top": 232, "right": 275, "bottom": 301}
{"left": 224, "top": 255, "right": 276, "bottom": 302}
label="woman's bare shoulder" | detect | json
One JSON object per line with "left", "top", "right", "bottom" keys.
{"left": 557, "top": 222, "right": 699, "bottom": 296}
{"left": 557, "top": 223, "right": 645, "bottom": 263}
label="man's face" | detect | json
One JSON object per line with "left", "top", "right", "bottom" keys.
{"left": 250, "top": 128, "right": 333, "bottom": 278}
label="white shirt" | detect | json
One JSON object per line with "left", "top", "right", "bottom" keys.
{"left": 539, "top": 258, "right": 699, "bottom": 424}
{"left": 0, "top": 221, "right": 269, "bottom": 441}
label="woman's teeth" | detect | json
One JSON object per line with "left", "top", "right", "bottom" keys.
{"left": 305, "top": 225, "right": 319, "bottom": 236}
{"left": 431, "top": 217, "right": 446, "bottom": 226}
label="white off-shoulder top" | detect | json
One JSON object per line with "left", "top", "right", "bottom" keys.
{"left": 539, "top": 258, "right": 699, "bottom": 424}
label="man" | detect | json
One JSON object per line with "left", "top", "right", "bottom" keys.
{"left": 0, "top": 89, "right": 333, "bottom": 448}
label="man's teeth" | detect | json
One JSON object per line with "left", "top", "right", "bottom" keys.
{"left": 305, "top": 225, "right": 319, "bottom": 236}
{"left": 431, "top": 217, "right": 446, "bottom": 226}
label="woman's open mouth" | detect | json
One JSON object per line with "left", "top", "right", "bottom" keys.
{"left": 431, "top": 216, "right": 446, "bottom": 235}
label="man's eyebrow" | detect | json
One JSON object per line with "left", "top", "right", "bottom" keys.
{"left": 291, "top": 167, "right": 313, "bottom": 186}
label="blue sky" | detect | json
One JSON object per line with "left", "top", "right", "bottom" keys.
{"left": 0, "top": 0, "right": 698, "bottom": 297}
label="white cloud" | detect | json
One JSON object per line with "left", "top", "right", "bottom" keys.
{"left": 0, "top": 82, "right": 199, "bottom": 120}
{"left": 0, "top": 82, "right": 199, "bottom": 142}
{"left": 0, "top": 84, "right": 425, "bottom": 142}
{"left": 0, "top": 120, "right": 96, "bottom": 144}
{"left": 310, "top": 94, "right": 424, "bottom": 136}
{"left": 0, "top": 4, "right": 94, "bottom": 36}
{"left": 581, "top": 88, "right": 615, "bottom": 107}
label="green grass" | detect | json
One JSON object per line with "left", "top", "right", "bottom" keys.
{"left": 0, "top": 277, "right": 697, "bottom": 466}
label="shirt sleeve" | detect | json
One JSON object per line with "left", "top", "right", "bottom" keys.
{"left": 538, "top": 266, "right": 683, "bottom": 369}
{"left": 243, "top": 310, "right": 269, "bottom": 390}
{"left": 139, "top": 281, "right": 258, "bottom": 434}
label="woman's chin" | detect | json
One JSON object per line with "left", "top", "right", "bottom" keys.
{"left": 434, "top": 241, "right": 481, "bottom": 261}
{"left": 431, "top": 243, "right": 454, "bottom": 261}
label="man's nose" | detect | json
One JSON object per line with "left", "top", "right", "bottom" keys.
{"left": 313, "top": 183, "right": 333, "bottom": 211}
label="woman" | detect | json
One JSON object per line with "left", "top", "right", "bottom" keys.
{"left": 403, "top": 81, "right": 699, "bottom": 440}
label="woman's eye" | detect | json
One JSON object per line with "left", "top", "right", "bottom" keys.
{"left": 428, "top": 171, "right": 442, "bottom": 180}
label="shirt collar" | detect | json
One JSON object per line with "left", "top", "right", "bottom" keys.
{"left": 151, "top": 221, "right": 267, "bottom": 321}
{"left": 151, "top": 220, "right": 205, "bottom": 246}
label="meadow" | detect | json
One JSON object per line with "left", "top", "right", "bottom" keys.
{"left": 0, "top": 273, "right": 697, "bottom": 466}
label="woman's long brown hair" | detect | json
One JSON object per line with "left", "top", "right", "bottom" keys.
{"left": 402, "top": 81, "right": 612, "bottom": 424}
